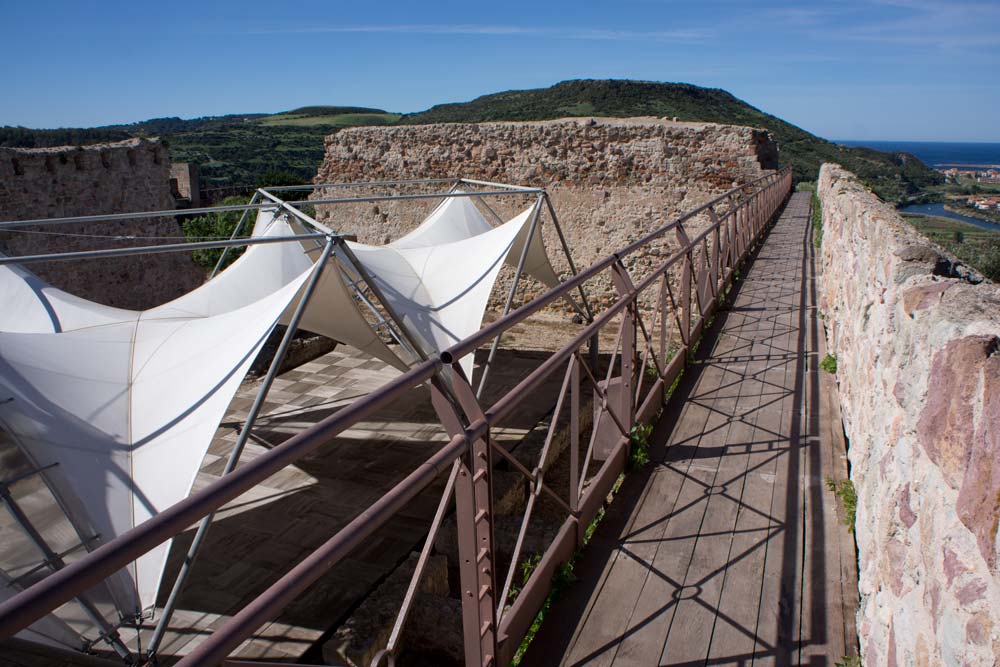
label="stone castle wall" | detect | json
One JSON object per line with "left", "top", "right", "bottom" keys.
{"left": 818, "top": 164, "right": 1000, "bottom": 665}
{"left": 0, "top": 138, "right": 202, "bottom": 309}
{"left": 312, "top": 117, "right": 777, "bottom": 312}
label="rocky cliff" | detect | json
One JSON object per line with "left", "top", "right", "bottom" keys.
{"left": 0, "top": 138, "right": 202, "bottom": 309}
{"left": 312, "top": 117, "right": 777, "bottom": 310}
{"left": 818, "top": 164, "right": 1000, "bottom": 665}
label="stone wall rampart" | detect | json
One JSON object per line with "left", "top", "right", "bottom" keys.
{"left": 0, "top": 138, "right": 202, "bottom": 309}
{"left": 818, "top": 163, "right": 1000, "bottom": 665}
{"left": 313, "top": 117, "right": 777, "bottom": 314}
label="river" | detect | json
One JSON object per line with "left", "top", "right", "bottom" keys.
{"left": 898, "top": 202, "right": 1000, "bottom": 232}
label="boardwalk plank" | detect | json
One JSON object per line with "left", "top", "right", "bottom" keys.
{"left": 523, "top": 192, "right": 857, "bottom": 667}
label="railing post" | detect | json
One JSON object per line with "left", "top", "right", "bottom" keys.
{"left": 431, "top": 374, "right": 498, "bottom": 667}
{"left": 570, "top": 357, "right": 580, "bottom": 514}
{"left": 658, "top": 275, "right": 668, "bottom": 370}
{"left": 709, "top": 210, "right": 721, "bottom": 299}
{"left": 674, "top": 227, "right": 692, "bottom": 346}
{"left": 611, "top": 262, "right": 636, "bottom": 426}
{"left": 746, "top": 200, "right": 752, "bottom": 253}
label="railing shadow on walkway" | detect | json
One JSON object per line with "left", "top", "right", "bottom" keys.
{"left": 0, "top": 172, "right": 795, "bottom": 667}
{"left": 523, "top": 193, "right": 837, "bottom": 667}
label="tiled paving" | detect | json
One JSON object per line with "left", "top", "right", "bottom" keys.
{"left": 1, "top": 346, "right": 566, "bottom": 664}
{"left": 132, "top": 347, "right": 566, "bottom": 663}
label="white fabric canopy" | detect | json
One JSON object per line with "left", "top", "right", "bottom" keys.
{"left": 348, "top": 201, "right": 560, "bottom": 377}
{"left": 389, "top": 193, "right": 494, "bottom": 249}
{"left": 0, "top": 244, "right": 315, "bottom": 615}
{"left": 0, "top": 189, "right": 567, "bottom": 631}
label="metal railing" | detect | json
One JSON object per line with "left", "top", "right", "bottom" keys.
{"left": 0, "top": 168, "right": 791, "bottom": 666}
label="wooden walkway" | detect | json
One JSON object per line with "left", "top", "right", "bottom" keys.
{"left": 524, "top": 192, "right": 859, "bottom": 666}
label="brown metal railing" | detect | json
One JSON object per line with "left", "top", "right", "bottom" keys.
{"left": 0, "top": 167, "right": 791, "bottom": 666}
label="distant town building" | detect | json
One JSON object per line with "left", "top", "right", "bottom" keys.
{"left": 969, "top": 195, "right": 1000, "bottom": 210}
{"left": 939, "top": 167, "right": 1000, "bottom": 184}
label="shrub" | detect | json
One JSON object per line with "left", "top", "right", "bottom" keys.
{"left": 629, "top": 422, "right": 653, "bottom": 470}
{"left": 182, "top": 195, "right": 256, "bottom": 270}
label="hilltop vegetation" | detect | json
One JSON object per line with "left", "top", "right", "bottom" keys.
{"left": 0, "top": 106, "right": 399, "bottom": 189}
{"left": 402, "top": 80, "right": 943, "bottom": 202}
{"left": 1, "top": 80, "right": 942, "bottom": 202}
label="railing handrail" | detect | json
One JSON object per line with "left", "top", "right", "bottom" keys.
{"left": 0, "top": 167, "right": 791, "bottom": 661}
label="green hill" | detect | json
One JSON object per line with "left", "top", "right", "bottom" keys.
{"left": 401, "top": 80, "right": 942, "bottom": 202}
{"left": 1, "top": 80, "right": 943, "bottom": 202}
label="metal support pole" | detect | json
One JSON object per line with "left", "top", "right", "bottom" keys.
{"left": 0, "top": 233, "right": 327, "bottom": 267}
{"left": 0, "top": 479, "right": 134, "bottom": 663}
{"left": 473, "top": 195, "right": 506, "bottom": 226}
{"left": 209, "top": 192, "right": 261, "bottom": 279}
{"left": 256, "top": 188, "right": 335, "bottom": 235}
{"left": 475, "top": 197, "right": 544, "bottom": 399}
{"left": 335, "top": 241, "right": 432, "bottom": 365}
{"left": 542, "top": 193, "right": 595, "bottom": 321}
{"left": 458, "top": 178, "right": 540, "bottom": 192}
{"left": 297, "top": 189, "right": 544, "bottom": 210}
{"left": 146, "top": 236, "right": 337, "bottom": 661}
{"left": 266, "top": 177, "right": 460, "bottom": 193}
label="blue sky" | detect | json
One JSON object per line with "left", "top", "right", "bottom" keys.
{"left": 2, "top": 0, "right": 998, "bottom": 141}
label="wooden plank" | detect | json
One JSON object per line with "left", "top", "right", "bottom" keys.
{"left": 615, "top": 301, "right": 767, "bottom": 665}
{"left": 559, "top": 306, "right": 755, "bottom": 666}
{"left": 704, "top": 257, "right": 797, "bottom": 665}
{"left": 523, "top": 193, "right": 855, "bottom": 667}
{"left": 750, "top": 194, "right": 809, "bottom": 667}
{"left": 657, "top": 344, "right": 772, "bottom": 664}
{"left": 559, "top": 347, "right": 738, "bottom": 666}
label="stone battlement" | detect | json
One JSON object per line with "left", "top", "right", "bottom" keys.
{"left": 0, "top": 138, "right": 202, "bottom": 309}
{"left": 818, "top": 163, "right": 1000, "bottom": 666}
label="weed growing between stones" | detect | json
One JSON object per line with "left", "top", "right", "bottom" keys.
{"left": 812, "top": 189, "right": 824, "bottom": 248}
{"left": 820, "top": 353, "right": 838, "bottom": 374}
{"left": 511, "top": 412, "right": 656, "bottom": 663}
{"left": 825, "top": 476, "right": 857, "bottom": 532}
{"left": 834, "top": 654, "right": 862, "bottom": 667}
{"left": 629, "top": 422, "right": 653, "bottom": 470}
{"left": 509, "top": 473, "right": 626, "bottom": 666}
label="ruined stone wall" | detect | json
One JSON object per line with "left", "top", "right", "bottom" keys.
{"left": 818, "top": 163, "right": 1000, "bottom": 665}
{"left": 313, "top": 117, "right": 776, "bottom": 312}
{"left": 0, "top": 139, "right": 202, "bottom": 309}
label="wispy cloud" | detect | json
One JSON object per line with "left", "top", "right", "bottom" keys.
{"left": 239, "top": 23, "right": 712, "bottom": 42}
{"left": 813, "top": 0, "right": 1000, "bottom": 49}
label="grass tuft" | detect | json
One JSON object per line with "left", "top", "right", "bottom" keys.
{"left": 812, "top": 189, "right": 824, "bottom": 248}
{"left": 825, "top": 477, "right": 857, "bottom": 532}
{"left": 820, "top": 353, "right": 837, "bottom": 375}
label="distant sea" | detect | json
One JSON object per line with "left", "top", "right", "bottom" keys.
{"left": 838, "top": 140, "right": 1000, "bottom": 170}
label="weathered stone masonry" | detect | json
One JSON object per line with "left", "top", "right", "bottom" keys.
{"left": 0, "top": 138, "right": 202, "bottom": 309}
{"left": 818, "top": 164, "right": 1000, "bottom": 666}
{"left": 313, "top": 117, "right": 777, "bottom": 311}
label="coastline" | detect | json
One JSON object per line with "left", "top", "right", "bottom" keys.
{"left": 944, "top": 203, "right": 1000, "bottom": 226}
